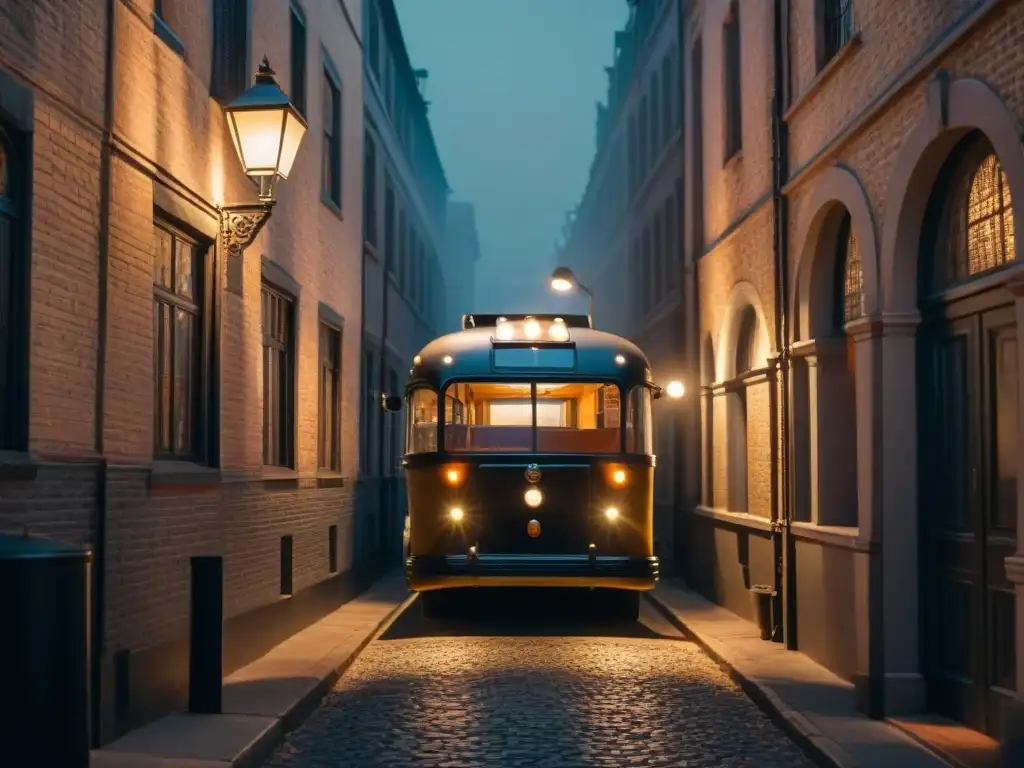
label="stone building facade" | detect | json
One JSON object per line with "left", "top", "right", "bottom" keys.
{"left": 360, "top": 0, "right": 450, "bottom": 565}
{"left": 443, "top": 200, "right": 481, "bottom": 334}
{"left": 559, "top": 0, "right": 686, "bottom": 572}
{"left": 0, "top": 0, "right": 365, "bottom": 745}
{"left": 682, "top": 0, "right": 1024, "bottom": 756}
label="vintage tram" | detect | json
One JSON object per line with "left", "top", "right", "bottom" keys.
{"left": 382, "top": 313, "right": 675, "bottom": 620}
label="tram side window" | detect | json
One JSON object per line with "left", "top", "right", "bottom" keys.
{"left": 407, "top": 388, "right": 438, "bottom": 453}
{"left": 626, "top": 386, "right": 654, "bottom": 455}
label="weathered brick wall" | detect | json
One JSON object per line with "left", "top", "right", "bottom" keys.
{"left": 0, "top": 0, "right": 106, "bottom": 540}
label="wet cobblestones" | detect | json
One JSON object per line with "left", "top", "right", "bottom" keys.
{"left": 263, "top": 594, "right": 814, "bottom": 767}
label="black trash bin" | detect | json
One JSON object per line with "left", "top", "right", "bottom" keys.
{"left": 0, "top": 534, "right": 92, "bottom": 768}
{"left": 749, "top": 584, "right": 775, "bottom": 641}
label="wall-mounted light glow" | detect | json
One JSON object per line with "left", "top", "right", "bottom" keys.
{"left": 443, "top": 355, "right": 454, "bottom": 365}
{"left": 615, "top": 354, "right": 626, "bottom": 365}
{"left": 605, "top": 507, "right": 619, "bottom": 521}
{"left": 449, "top": 507, "right": 464, "bottom": 522}
{"left": 665, "top": 380, "right": 685, "bottom": 399}
{"left": 551, "top": 278, "right": 573, "bottom": 292}
{"left": 524, "top": 488, "right": 543, "bottom": 508}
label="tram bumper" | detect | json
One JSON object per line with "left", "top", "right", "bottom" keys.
{"left": 406, "top": 554, "right": 659, "bottom": 591}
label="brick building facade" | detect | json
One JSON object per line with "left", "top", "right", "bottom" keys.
{"left": 564, "top": 0, "right": 1024, "bottom": 758}
{"left": 359, "top": 0, "right": 451, "bottom": 566}
{"left": 682, "top": 0, "right": 1024, "bottom": 757}
{"left": 0, "top": 0, "right": 366, "bottom": 746}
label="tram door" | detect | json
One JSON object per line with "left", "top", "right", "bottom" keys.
{"left": 920, "top": 299, "right": 1017, "bottom": 738}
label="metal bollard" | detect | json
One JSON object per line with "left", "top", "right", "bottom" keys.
{"left": 188, "top": 555, "right": 223, "bottom": 714}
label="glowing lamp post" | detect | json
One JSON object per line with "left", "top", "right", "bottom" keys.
{"left": 549, "top": 266, "right": 594, "bottom": 323}
{"left": 220, "top": 57, "right": 308, "bottom": 260}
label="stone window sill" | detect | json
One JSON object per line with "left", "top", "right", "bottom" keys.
{"left": 316, "top": 471, "right": 345, "bottom": 488}
{"left": 0, "top": 450, "right": 38, "bottom": 481}
{"left": 149, "top": 460, "right": 221, "bottom": 489}
{"left": 153, "top": 13, "right": 186, "bottom": 58}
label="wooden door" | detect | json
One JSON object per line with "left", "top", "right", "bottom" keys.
{"left": 920, "top": 301, "right": 1018, "bottom": 737}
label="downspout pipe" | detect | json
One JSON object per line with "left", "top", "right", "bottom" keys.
{"left": 770, "top": 0, "right": 797, "bottom": 648}
{"left": 92, "top": 0, "right": 117, "bottom": 746}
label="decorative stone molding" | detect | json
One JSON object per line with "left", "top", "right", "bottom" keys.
{"left": 790, "top": 336, "right": 847, "bottom": 359}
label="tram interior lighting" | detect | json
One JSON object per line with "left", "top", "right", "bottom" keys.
{"left": 449, "top": 507, "right": 464, "bottom": 522}
{"left": 605, "top": 507, "right": 620, "bottom": 521}
{"left": 524, "top": 488, "right": 543, "bottom": 508}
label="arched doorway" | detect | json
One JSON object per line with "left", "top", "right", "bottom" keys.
{"left": 918, "top": 130, "right": 1018, "bottom": 737}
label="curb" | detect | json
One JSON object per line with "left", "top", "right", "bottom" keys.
{"left": 643, "top": 591, "right": 860, "bottom": 768}
{"left": 233, "top": 588, "right": 417, "bottom": 768}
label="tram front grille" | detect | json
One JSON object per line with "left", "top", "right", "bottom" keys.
{"left": 468, "top": 465, "right": 592, "bottom": 554}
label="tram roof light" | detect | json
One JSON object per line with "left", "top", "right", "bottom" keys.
{"left": 492, "top": 317, "right": 571, "bottom": 343}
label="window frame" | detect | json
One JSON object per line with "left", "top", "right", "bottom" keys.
{"left": 289, "top": 1, "right": 308, "bottom": 117}
{"left": 261, "top": 281, "right": 297, "bottom": 469}
{"left": 820, "top": 0, "right": 855, "bottom": 69}
{"left": 363, "top": 132, "right": 377, "bottom": 246}
{"left": 321, "top": 53, "right": 343, "bottom": 210}
{"left": 723, "top": 1, "right": 742, "bottom": 162}
{"left": 0, "top": 123, "right": 28, "bottom": 452}
{"left": 317, "top": 320, "right": 342, "bottom": 473}
{"left": 152, "top": 217, "right": 215, "bottom": 464}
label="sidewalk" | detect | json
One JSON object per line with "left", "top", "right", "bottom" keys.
{"left": 91, "top": 569, "right": 414, "bottom": 768}
{"left": 648, "top": 579, "right": 956, "bottom": 768}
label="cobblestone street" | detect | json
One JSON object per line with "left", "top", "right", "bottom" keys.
{"left": 263, "top": 590, "right": 815, "bottom": 768}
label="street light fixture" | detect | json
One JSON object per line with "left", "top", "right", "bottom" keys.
{"left": 549, "top": 266, "right": 594, "bottom": 323}
{"left": 220, "top": 56, "right": 308, "bottom": 260}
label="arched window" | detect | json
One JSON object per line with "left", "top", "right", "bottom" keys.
{"left": 735, "top": 306, "right": 757, "bottom": 375}
{"left": 926, "top": 133, "right": 1016, "bottom": 292}
{"left": 835, "top": 212, "right": 864, "bottom": 326}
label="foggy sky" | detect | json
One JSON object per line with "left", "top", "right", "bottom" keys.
{"left": 393, "top": 0, "right": 629, "bottom": 316}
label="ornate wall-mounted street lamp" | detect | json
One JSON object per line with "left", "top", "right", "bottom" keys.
{"left": 220, "top": 56, "right": 308, "bottom": 258}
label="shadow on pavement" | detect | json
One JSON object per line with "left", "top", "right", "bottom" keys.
{"left": 379, "top": 588, "right": 688, "bottom": 641}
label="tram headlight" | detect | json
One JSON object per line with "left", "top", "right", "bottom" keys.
{"left": 605, "top": 507, "right": 620, "bottom": 521}
{"left": 449, "top": 507, "right": 464, "bottom": 522}
{"left": 524, "top": 488, "right": 543, "bottom": 508}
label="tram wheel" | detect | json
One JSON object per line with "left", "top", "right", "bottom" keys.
{"left": 603, "top": 590, "right": 640, "bottom": 622}
{"left": 421, "top": 590, "right": 458, "bottom": 619}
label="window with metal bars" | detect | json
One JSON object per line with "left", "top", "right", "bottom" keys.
{"left": 262, "top": 283, "right": 295, "bottom": 468}
{"left": 925, "top": 133, "right": 1016, "bottom": 293}
{"left": 821, "top": 0, "right": 855, "bottom": 66}
{"left": 318, "top": 322, "right": 342, "bottom": 472}
{"left": 835, "top": 212, "right": 865, "bottom": 326}
{"left": 723, "top": 2, "right": 742, "bottom": 161}
{"left": 153, "top": 221, "right": 208, "bottom": 461}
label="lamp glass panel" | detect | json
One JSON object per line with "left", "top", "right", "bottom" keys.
{"left": 277, "top": 111, "right": 307, "bottom": 179}
{"left": 228, "top": 108, "right": 285, "bottom": 175}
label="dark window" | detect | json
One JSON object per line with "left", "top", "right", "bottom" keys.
{"left": 0, "top": 125, "right": 24, "bottom": 450}
{"left": 641, "top": 228, "right": 652, "bottom": 313}
{"left": 154, "top": 0, "right": 163, "bottom": 14}
{"left": 211, "top": 0, "right": 250, "bottom": 103}
{"left": 661, "top": 51, "right": 674, "bottom": 143}
{"left": 363, "top": 133, "right": 377, "bottom": 246}
{"left": 650, "top": 71, "right": 660, "bottom": 157}
{"left": 318, "top": 322, "right": 342, "bottom": 472}
{"left": 723, "top": 3, "right": 742, "bottom": 161}
{"left": 691, "top": 37, "right": 705, "bottom": 253}
{"left": 822, "top": 0, "right": 855, "bottom": 65}
{"left": 322, "top": 70, "right": 341, "bottom": 206}
{"left": 363, "top": 349, "right": 376, "bottom": 472}
{"left": 417, "top": 239, "right": 426, "bottom": 309}
{"left": 280, "top": 535, "right": 293, "bottom": 596}
{"left": 735, "top": 307, "right": 758, "bottom": 376}
{"left": 639, "top": 94, "right": 649, "bottom": 178}
{"left": 663, "top": 194, "right": 676, "bottom": 287}
{"left": 367, "top": 0, "right": 381, "bottom": 80}
{"left": 262, "top": 283, "right": 295, "bottom": 467}
{"left": 398, "top": 209, "right": 407, "bottom": 290}
{"left": 653, "top": 212, "right": 664, "bottom": 303}
{"left": 384, "top": 182, "right": 395, "bottom": 273}
{"left": 289, "top": 4, "right": 307, "bottom": 116}
{"left": 328, "top": 525, "right": 338, "bottom": 573}
{"left": 153, "top": 221, "right": 207, "bottom": 461}
{"left": 627, "top": 114, "right": 638, "bottom": 198}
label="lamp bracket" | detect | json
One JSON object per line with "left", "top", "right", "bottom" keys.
{"left": 220, "top": 202, "right": 275, "bottom": 258}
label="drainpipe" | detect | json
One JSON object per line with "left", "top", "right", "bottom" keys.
{"left": 91, "top": 0, "right": 117, "bottom": 746}
{"left": 770, "top": 0, "right": 797, "bottom": 648}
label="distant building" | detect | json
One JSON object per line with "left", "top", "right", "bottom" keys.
{"left": 558, "top": 0, "right": 684, "bottom": 570}
{"left": 361, "top": 0, "right": 450, "bottom": 560}
{"left": 444, "top": 201, "right": 482, "bottom": 332}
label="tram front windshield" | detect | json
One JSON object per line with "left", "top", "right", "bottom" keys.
{"left": 402, "top": 381, "right": 651, "bottom": 455}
